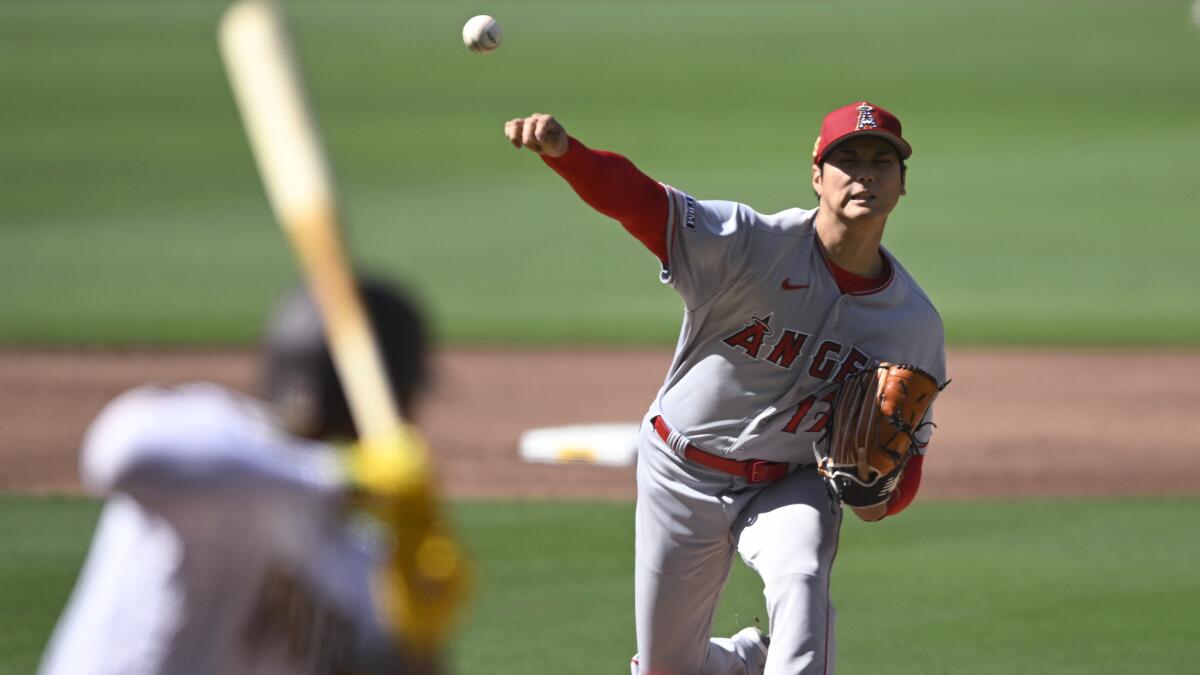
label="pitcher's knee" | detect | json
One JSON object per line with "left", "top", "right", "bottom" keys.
{"left": 761, "top": 574, "right": 832, "bottom": 638}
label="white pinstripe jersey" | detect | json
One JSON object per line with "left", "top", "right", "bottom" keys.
{"left": 648, "top": 186, "right": 947, "bottom": 464}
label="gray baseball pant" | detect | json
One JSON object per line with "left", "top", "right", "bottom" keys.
{"left": 634, "top": 420, "right": 843, "bottom": 674}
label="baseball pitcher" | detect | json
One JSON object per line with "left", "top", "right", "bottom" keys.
{"left": 504, "top": 102, "right": 948, "bottom": 674}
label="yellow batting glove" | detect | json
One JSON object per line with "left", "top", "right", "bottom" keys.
{"left": 343, "top": 424, "right": 472, "bottom": 658}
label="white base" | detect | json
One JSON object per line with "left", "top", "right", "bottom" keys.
{"left": 518, "top": 423, "right": 640, "bottom": 466}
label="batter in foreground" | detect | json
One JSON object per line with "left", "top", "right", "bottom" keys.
{"left": 39, "top": 281, "right": 439, "bottom": 675}
{"left": 505, "top": 102, "right": 947, "bottom": 674}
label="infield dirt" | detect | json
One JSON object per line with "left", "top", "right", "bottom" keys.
{"left": 2, "top": 348, "right": 1198, "bottom": 499}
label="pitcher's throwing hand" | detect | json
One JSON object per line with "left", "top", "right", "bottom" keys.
{"left": 504, "top": 113, "right": 568, "bottom": 157}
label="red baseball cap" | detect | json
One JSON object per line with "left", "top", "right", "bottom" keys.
{"left": 812, "top": 101, "right": 912, "bottom": 165}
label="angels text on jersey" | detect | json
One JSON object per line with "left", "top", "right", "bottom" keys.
{"left": 721, "top": 313, "right": 871, "bottom": 435}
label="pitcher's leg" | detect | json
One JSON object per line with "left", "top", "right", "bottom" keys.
{"left": 634, "top": 427, "right": 736, "bottom": 675}
{"left": 735, "top": 469, "right": 842, "bottom": 675}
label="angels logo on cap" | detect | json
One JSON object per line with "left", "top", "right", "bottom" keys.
{"left": 855, "top": 103, "right": 878, "bottom": 130}
{"left": 812, "top": 100, "right": 912, "bottom": 165}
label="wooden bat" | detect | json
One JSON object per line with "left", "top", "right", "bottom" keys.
{"left": 218, "top": 0, "right": 417, "bottom": 459}
{"left": 219, "top": 0, "right": 465, "bottom": 653}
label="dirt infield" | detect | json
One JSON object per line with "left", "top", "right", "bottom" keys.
{"left": 2, "top": 348, "right": 1198, "bottom": 499}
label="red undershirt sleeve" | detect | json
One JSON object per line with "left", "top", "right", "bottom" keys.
{"left": 541, "top": 136, "right": 670, "bottom": 265}
{"left": 886, "top": 453, "right": 923, "bottom": 516}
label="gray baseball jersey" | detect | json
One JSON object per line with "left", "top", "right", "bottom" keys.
{"left": 650, "top": 186, "right": 946, "bottom": 462}
{"left": 632, "top": 187, "right": 946, "bottom": 674}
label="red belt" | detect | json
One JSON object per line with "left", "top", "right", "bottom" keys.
{"left": 652, "top": 416, "right": 789, "bottom": 483}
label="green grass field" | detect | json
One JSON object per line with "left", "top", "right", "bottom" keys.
{"left": 3, "top": 495, "right": 1198, "bottom": 674}
{"left": 3, "top": 0, "right": 1200, "bottom": 345}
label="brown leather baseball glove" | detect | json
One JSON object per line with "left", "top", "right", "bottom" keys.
{"left": 816, "top": 363, "right": 947, "bottom": 508}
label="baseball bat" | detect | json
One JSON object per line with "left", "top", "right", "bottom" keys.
{"left": 218, "top": 0, "right": 465, "bottom": 653}
{"left": 218, "top": 0, "right": 408, "bottom": 452}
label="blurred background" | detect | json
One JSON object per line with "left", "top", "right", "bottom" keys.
{"left": 4, "top": 0, "right": 1199, "bottom": 345}
{"left": 2, "top": 1, "right": 1199, "bottom": 673}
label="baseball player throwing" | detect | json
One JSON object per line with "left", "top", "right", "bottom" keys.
{"left": 39, "top": 280, "right": 444, "bottom": 675}
{"left": 504, "top": 102, "right": 947, "bottom": 674}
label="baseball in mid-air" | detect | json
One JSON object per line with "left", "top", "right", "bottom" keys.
{"left": 462, "top": 15, "right": 501, "bottom": 54}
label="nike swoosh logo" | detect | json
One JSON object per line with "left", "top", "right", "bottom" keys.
{"left": 781, "top": 278, "right": 810, "bottom": 291}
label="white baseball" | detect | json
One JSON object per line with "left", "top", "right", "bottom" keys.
{"left": 462, "top": 15, "right": 501, "bottom": 54}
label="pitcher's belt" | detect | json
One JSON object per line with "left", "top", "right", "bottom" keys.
{"left": 651, "top": 416, "right": 789, "bottom": 483}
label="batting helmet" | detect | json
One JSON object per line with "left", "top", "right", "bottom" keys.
{"left": 260, "top": 278, "right": 429, "bottom": 441}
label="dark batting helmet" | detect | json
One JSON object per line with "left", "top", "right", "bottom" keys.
{"left": 260, "top": 278, "right": 429, "bottom": 440}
